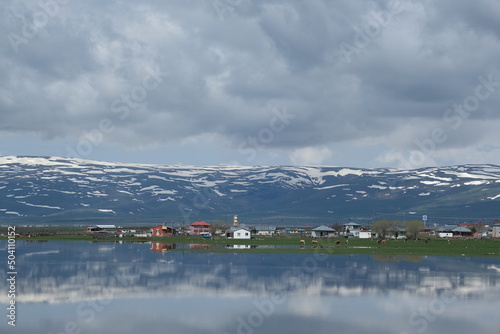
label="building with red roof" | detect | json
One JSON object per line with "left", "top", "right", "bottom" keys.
{"left": 151, "top": 225, "right": 176, "bottom": 237}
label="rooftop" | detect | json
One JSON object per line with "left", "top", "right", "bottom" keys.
{"left": 254, "top": 226, "right": 277, "bottom": 231}
{"left": 313, "top": 225, "right": 335, "bottom": 231}
{"left": 191, "top": 221, "right": 210, "bottom": 226}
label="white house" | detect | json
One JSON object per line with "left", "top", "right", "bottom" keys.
{"left": 254, "top": 226, "right": 276, "bottom": 236}
{"left": 226, "top": 227, "right": 252, "bottom": 239}
{"left": 343, "top": 222, "right": 361, "bottom": 237}
{"left": 359, "top": 230, "right": 376, "bottom": 239}
{"left": 493, "top": 224, "right": 500, "bottom": 238}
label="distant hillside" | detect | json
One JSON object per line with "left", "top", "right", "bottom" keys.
{"left": 1, "top": 156, "right": 500, "bottom": 225}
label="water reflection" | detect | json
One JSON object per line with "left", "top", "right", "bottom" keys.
{"left": 0, "top": 240, "right": 499, "bottom": 334}
{"left": 150, "top": 242, "right": 176, "bottom": 253}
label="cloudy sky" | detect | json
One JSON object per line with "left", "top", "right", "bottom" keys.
{"left": 1, "top": 0, "right": 500, "bottom": 167}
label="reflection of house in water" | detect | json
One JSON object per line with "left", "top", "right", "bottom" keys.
{"left": 225, "top": 244, "right": 254, "bottom": 249}
{"left": 150, "top": 243, "right": 176, "bottom": 253}
{"left": 151, "top": 225, "right": 177, "bottom": 237}
{"left": 10, "top": 241, "right": 500, "bottom": 305}
{"left": 189, "top": 244, "right": 211, "bottom": 249}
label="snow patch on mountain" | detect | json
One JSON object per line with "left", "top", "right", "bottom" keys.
{"left": 18, "top": 202, "right": 62, "bottom": 210}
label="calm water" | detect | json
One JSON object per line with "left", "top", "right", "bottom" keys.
{"left": 1, "top": 240, "right": 500, "bottom": 334}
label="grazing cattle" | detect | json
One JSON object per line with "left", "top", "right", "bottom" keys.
{"left": 300, "top": 240, "right": 305, "bottom": 245}
{"left": 335, "top": 240, "right": 341, "bottom": 245}
{"left": 377, "top": 239, "right": 387, "bottom": 244}
{"left": 345, "top": 239, "right": 349, "bottom": 245}
{"left": 312, "top": 240, "right": 318, "bottom": 244}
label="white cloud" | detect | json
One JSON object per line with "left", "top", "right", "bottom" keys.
{"left": 289, "top": 146, "right": 332, "bottom": 165}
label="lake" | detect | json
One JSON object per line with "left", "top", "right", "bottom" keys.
{"left": 1, "top": 240, "right": 500, "bottom": 334}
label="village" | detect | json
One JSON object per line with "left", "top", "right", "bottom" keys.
{"left": 86, "top": 215, "right": 500, "bottom": 240}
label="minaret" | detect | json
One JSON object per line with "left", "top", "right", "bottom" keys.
{"left": 233, "top": 215, "right": 239, "bottom": 227}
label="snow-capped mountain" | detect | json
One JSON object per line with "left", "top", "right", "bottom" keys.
{"left": 1, "top": 156, "right": 500, "bottom": 225}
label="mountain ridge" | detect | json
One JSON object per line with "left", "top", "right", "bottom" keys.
{"left": 1, "top": 156, "right": 500, "bottom": 225}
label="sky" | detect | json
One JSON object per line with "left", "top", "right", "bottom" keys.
{"left": 1, "top": 0, "right": 500, "bottom": 168}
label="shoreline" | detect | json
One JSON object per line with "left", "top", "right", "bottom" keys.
{"left": 1, "top": 233, "right": 499, "bottom": 258}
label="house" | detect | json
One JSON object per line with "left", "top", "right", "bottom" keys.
{"left": 311, "top": 225, "right": 336, "bottom": 238}
{"left": 226, "top": 227, "right": 252, "bottom": 239}
{"left": 491, "top": 224, "right": 500, "bottom": 238}
{"left": 150, "top": 225, "right": 176, "bottom": 237}
{"left": 451, "top": 226, "right": 473, "bottom": 237}
{"left": 387, "top": 226, "right": 406, "bottom": 239}
{"left": 359, "top": 230, "right": 376, "bottom": 239}
{"left": 190, "top": 221, "right": 211, "bottom": 235}
{"left": 436, "top": 225, "right": 456, "bottom": 238}
{"left": 86, "top": 225, "right": 117, "bottom": 233}
{"left": 279, "top": 228, "right": 305, "bottom": 235}
{"left": 254, "top": 226, "right": 276, "bottom": 236}
{"left": 86, "top": 226, "right": 101, "bottom": 233}
{"left": 96, "top": 224, "right": 117, "bottom": 229}
{"left": 343, "top": 222, "right": 361, "bottom": 237}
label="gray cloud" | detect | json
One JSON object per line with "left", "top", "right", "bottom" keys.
{"left": 1, "top": 0, "right": 500, "bottom": 166}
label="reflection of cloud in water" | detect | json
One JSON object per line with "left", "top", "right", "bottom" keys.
{"left": 286, "top": 296, "right": 332, "bottom": 317}
{"left": 7, "top": 295, "right": 499, "bottom": 334}
{"left": 0, "top": 241, "right": 499, "bottom": 305}
{"left": 23, "top": 250, "right": 60, "bottom": 257}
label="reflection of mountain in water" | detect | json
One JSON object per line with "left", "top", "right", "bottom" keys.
{"left": 1, "top": 240, "right": 499, "bottom": 304}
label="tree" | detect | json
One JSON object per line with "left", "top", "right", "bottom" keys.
{"left": 371, "top": 220, "right": 395, "bottom": 239}
{"left": 331, "top": 223, "right": 343, "bottom": 232}
{"left": 210, "top": 219, "right": 228, "bottom": 236}
{"left": 405, "top": 220, "right": 425, "bottom": 240}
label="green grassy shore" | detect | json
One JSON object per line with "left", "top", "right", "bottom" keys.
{"left": 1, "top": 226, "right": 499, "bottom": 258}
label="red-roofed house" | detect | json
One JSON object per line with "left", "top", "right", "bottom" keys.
{"left": 151, "top": 225, "right": 176, "bottom": 237}
{"left": 190, "top": 221, "right": 211, "bottom": 235}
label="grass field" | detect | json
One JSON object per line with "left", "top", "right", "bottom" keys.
{"left": 1, "top": 226, "right": 499, "bottom": 258}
